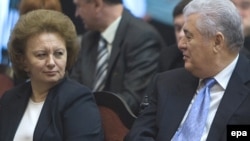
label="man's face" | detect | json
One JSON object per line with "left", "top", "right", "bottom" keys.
{"left": 178, "top": 14, "right": 216, "bottom": 78}
{"left": 73, "top": 0, "right": 98, "bottom": 30}
{"left": 232, "top": 0, "right": 250, "bottom": 36}
{"left": 174, "top": 14, "right": 185, "bottom": 44}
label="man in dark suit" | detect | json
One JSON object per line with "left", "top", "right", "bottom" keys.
{"left": 70, "top": 0, "right": 165, "bottom": 115}
{"left": 125, "top": 0, "right": 250, "bottom": 140}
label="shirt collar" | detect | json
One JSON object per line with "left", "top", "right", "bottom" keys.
{"left": 198, "top": 54, "right": 239, "bottom": 90}
{"left": 101, "top": 16, "right": 122, "bottom": 45}
{"left": 213, "top": 54, "right": 239, "bottom": 90}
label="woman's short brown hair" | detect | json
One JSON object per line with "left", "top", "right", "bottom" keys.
{"left": 8, "top": 9, "right": 79, "bottom": 79}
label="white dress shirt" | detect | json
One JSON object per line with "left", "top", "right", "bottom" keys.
{"left": 172, "top": 54, "right": 239, "bottom": 141}
{"left": 101, "top": 16, "right": 121, "bottom": 54}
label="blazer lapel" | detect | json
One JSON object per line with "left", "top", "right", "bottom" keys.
{"left": 34, "top": 78, "right": 68, "bottom": 140}
{"left": 33, "top": 77, "right": 68, "bottom": 140}
{"left": 207, "top": 55, "right": 250, "bottom": 141}
{"left": 5, "top": 83, "right": 31, "bottom": 140}
{"left": 33, "top": 94, "right": 53, "bottom": 140}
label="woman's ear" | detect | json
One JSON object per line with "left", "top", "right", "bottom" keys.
{"left": 21, "top": 57, "right": 29, "bottom": 72}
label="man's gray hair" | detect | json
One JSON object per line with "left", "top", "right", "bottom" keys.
{"left": 184, "top": 0, "right": 244, "bottom": 51}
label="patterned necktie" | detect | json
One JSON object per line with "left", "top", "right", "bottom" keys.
{"left": 172, "top": 78, "right": 216, "bottom": 141}
{"left": 93, "top": 37, "right": 109, "bottom": 91}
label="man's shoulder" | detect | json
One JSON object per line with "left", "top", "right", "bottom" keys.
{"left": 0, "top": 82, "right": 30, "bottom": 105}
{"left": 55, "top": 77, "right": 91, "bottom": 94}
{"left": 158, "top": 68, "right": 188, "bottom": 77}
{"left": 81, "top": 31, "right": 99, "bottom": 40}
{"left": 121, "top": 9, "right": 161, "bottom": 36}
{"left": 156, "top": 68, "right": 196, "bottom": 83}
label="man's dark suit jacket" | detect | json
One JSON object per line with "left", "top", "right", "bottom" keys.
{"left": 159, "top": 44, "right": 184, "bottom": 72}
{"left": 0, "top": 77, "right": 103, "bottom": 141}
{"left": 244, "top": 36, "right": 250, "bottom": 53}
{"left": 70, "top": 9, "right": 165, "bottom": 115}
{"left": 125, "top": 55, "right": 250, "bottom": 141}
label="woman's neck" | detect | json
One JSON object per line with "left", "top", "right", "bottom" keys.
{"left": 30, "top": 81, "right": 56, "bottom": 102}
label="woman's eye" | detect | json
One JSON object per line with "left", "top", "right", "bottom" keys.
{"left": 54, "top": 52, "right": 63, "bottom": 57}
{"left": 36, "top": 53, "right": 46, "bottom": 58}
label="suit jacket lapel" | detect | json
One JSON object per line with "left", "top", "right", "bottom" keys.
{"left": 106, "top": 9, "right": 130, "bottom": 79}
{"left": 82, "top": 32, "right": 100, "bottom": 88}
{"left": 163, "top": 70, "right": 199, "bottom": 140}
{"left": 207, "top": 55, "right": 250, "bottom": 141}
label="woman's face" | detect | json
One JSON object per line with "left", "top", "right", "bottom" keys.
{"left": 24, "top": 32, "right": 67, "bottom": 85}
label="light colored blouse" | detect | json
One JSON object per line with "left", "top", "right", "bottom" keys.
{"left": 13, "top": 98, "right": 44, "bottom": 141}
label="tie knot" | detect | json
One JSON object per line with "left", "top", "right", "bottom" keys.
{"left": 100, "top": 36, "right": 107, "bottom": 44}
{"left": 98, "top": 36, "right": 108, "bottom": 50}
{"left": 203, "top": 78, "right": 216, "bottom": 88}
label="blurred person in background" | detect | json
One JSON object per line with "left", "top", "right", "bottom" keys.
{"left": 19, "top": 0, "right": 62, "bottom": 14}
{"left": 159, "top": 0, "right": 191, "bottom": 72}
{"left": 70, "top": 0, "right": 165, "bottom": 115}
{"left": 232, "top": 0, "right": 250, "bottom": 50}
{"left": 144, "top": 0, "right": 181, "bottom": 46}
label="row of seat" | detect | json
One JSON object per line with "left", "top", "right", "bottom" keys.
{"left": 94, "top": 91, "right": 137, "bottom": 141}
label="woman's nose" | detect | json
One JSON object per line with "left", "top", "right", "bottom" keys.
{"left": 47, "top": 55, "right": 55, "bottom": 67}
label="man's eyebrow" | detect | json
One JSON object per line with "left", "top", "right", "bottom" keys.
{"left": 183, "top": 29, "right": 192, "bottom": 36}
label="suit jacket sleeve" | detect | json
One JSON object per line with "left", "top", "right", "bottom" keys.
{"left": 47, "top": 79, "right": 104, "bottom": 141}
{"left": 110, "top": 25, "right": 163, "bottom": 115}
{"left": 124, "top": 75, "right": 159, "bottom": 141}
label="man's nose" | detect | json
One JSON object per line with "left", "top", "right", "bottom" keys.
{"left": 178, "top": 37, "right": 187, "bottom": 50}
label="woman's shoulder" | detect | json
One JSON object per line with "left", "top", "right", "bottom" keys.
{"left": 51, "top": 77, "right": 93, "bottom": 100}
{"left": 61, "top": 77, "right": 91, "bottom": 92}
{"left": 0, "top": 82, "right": 31, "bottom": 104}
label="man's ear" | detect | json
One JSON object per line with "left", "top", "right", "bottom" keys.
{"left": 213, "top": 32, "right": 224, "bottom": 53}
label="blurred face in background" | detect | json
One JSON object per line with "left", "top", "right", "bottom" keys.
{"left": 73, "top": 0, "right": 99, "bottom": 30}
{"left": 232, "top": 0, "right": 250, "bottom": 36}
{"left": 24, "top": 32, "right": 67, "bottom": 86}
{"left": 174, "top": 14, "right": 185, "bottom": 44}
